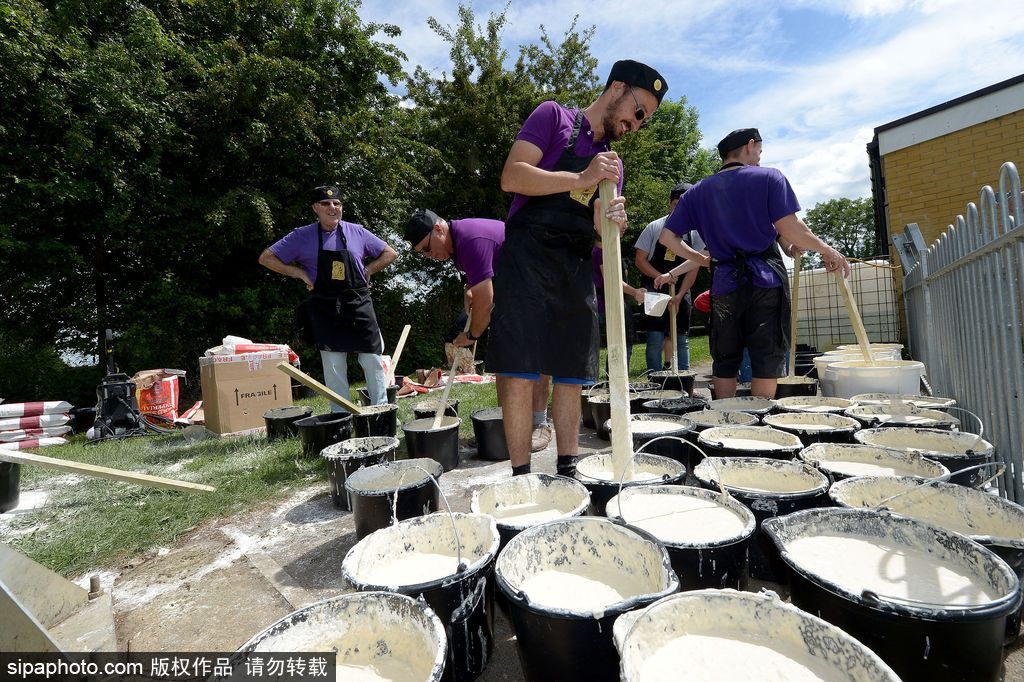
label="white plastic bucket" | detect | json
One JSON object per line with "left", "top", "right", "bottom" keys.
{"left": 814, "top": 354, "right": 901, "bottom": 397}
{"left": 826, "top": 360, "right": 925, "bottom": 399}
{"left": 836, "top": 343, "right": 904, "bottom": 354}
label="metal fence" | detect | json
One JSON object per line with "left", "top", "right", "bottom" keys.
{"left": 902, "top": 161, "right": 1024, "bottom": 501}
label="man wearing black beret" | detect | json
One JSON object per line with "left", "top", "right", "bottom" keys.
{"left": 488, "top": 59, "right": 668, "bottom": 478}
{"left": 658, "top": 129, "right": 850, "bottom": 400}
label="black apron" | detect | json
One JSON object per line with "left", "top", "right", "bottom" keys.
{"left": 710, "top": 241, "right": 791, "bottom": 347}
{"left": 488, "top": 109, "right": 603, "bottom": 379}
{"left": 304, "top": 226, "right": 383, "bottom": 354}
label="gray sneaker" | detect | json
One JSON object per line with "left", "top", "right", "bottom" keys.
{"left": 531, "top": 423, "right": 553, "bottom": 452}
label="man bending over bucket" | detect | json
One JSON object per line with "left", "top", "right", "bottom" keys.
{"left": 259, "top": 186, "right": 398, "bottom": 411}
{"left": 488, "top": 59, "right": 668, "bottom": 478}
{"left": 658, "top": 128, "right": 849, "bottom": 400}
{"left": 404, "top": 209, "right": 554, "bottom": 452}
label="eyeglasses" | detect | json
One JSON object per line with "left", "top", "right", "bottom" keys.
{"left": 317, "top": 200, "right": 341, "bottom": 207}
{"left": 628, "top": 86, "right": 650, "bottom": 128}
{"left": 415, "top": 233, "right": 433, "bottom": 255}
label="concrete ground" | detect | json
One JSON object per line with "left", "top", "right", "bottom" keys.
{"left": 93, "top": 369, "right": 1023, "bottom": 680}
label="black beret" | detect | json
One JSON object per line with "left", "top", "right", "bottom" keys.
{"left": 717, "top": 128, "right": 762, "bottom": 159}
{"left": 404, "top": 208, "right": 441, "bottom": 246}
{"left": 670, "top": 182, "right": 693, "bottom": 201}
{"left": 606, "top": 59, "right": 668, "bottom": 103}
{"left": 310, "top": 185, "right": 342, "bottom": 203}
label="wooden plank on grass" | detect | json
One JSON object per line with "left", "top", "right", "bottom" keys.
{"left": 276, "top": 362, "right": 364, "bottom": 414}
{"left": 0, "top": 451, "right": 215, "bottom": 492}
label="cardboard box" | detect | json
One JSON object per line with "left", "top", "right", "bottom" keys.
{"left": 199, "top": 351, "right": 292, "bottom": 436}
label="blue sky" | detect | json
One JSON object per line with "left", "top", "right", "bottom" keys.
{"left": 359, "top": 0, "right": 1024, "bottom": 212}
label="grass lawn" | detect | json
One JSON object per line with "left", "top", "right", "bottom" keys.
{"left": 4, "top": 334, "right": 708, "bottom": 577}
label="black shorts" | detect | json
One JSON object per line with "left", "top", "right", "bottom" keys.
{"left": 710, "top": 285, "right": 787, "bottom": 378}
{"left": 487, "top": 227, "right": 599, "bottom": 380}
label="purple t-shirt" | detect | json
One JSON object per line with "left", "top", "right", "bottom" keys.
{"left": 268, "top": 221, "right": 386, "bottom": 284}
{"left": 665, "top": 166, "right": 800, "bottom": 295}
{"left": 450, "top": 218, "right": 504, "bottom": 288}
{"left": 508, "top": 101, "right": 623, "bottom": 218}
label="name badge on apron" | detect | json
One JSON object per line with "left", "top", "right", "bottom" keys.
{"left": 664, "top": 250, "right": 677, "bottom": 262}
{"left": 331, "top": 261, "right": 346, "bottom": 281}
{"left": 569, "top": 186, "right": 597, "bottom": 207}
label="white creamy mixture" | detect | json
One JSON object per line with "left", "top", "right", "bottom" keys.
{"left": 640, "top": 634, "right": 839, "bottom": 681}
{"left": 785, "top": 534, "right": 996, "bottom": 604}
{"left": 367, "top": 552, "right": 460, "bottom": 586}
{"left": 488, "top": 501, "right": 566, "bottom": 525}
{"left": 517, "top": 568, "right": 640, "bottom": 611}
{"left": 631, "top": 420, "right": 684, "bottom": 435}
{"left": 700, "top": 464, "right": 822, "bottom": 493}
{"left": 578, "top": 465, "right": 663, "bottom": 482}
{"left": 613, "top": 494, "right": 748, "bottom": 544}
{"left": 336, "top": 660, "right": 424, "bottom": 682}
{"left": 822, "top": 461, "right": 924, "bottom": 478}
{"left": 713, "top": 438, "right": 788, "bottom": 450}
{"left": 403, "top": 417, "right": 458, "bottom": 431}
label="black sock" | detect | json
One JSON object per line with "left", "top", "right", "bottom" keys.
{"left": 511, "top": 463, "right": 531, "bottom": 476}
{"left": 556, "top": 455, "right": 578, "bottom": 477}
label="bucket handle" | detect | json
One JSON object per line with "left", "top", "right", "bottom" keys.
{"left": 872, "top": 461, "right": 1005, "bottom": 512}
{"left": 861, "top": 589, "right": 992, "bottom": 612}
{"left": 391, "top": 465, "right": 466, "bottom": 574}
{"left": 450, "top": 574, "right": 487, "bottom": 623}
{"left": 939, "top": 406, "right": 985, "bottom": 451}
{"left": 617, "top": 436, "right": 730, "bottom": 502}
{"left": 584, "top": 381, "right": 609, "bottom": 398}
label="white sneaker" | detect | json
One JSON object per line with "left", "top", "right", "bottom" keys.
{"left": 531, "top": 423, "right": 553, "bottom": 452}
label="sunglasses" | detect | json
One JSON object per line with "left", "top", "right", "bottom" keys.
{"left": 415, "top": 232, "right": 433, "bottom": 255}
{"left": 628, "top": 86, "right": 651, "bottom": 128}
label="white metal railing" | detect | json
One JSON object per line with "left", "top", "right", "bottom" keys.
{"left": 902, "top": 161, "right": 1024, "bottom": 501}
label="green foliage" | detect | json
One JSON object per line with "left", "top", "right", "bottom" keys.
{"left": 802, "top": 197, "right": 878, "bottom": 268}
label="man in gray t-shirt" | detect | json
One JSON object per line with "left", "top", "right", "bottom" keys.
{"left": 634, "top": 182, "right": 706, "bottom": 372}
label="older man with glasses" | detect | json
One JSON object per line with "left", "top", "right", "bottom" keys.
{"left": 404, "top": 208, "right": 556, "bottom": 452}
{"left": 489, "top": 59, "right": 668, "bottom": 478}
{"left": 259, "top": 185, "right": 398, "bottom": 410}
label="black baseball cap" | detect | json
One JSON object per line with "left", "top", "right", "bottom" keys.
{"left": 404, "top": 208, "right": 441, "bottom": 246}
{"left": 670, "top": 182, "right": 693, "bottom": 201}
{"left": 310, "top": 185, "right": 341, "bottom": 202}
{"left": 606, "top": 59, "right": 668, "bottom": 103}
{"left": 717, "top": 128, "right": 761, "bottom": 159}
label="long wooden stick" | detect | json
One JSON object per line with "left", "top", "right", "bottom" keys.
{"left": 0, "top": 450, "right": 215, "bottom": 492}
{"left": 432, "top": 314, "right": 472, "bottom": 429}
{"left": 276, "top": 362, "right": 364, "bottom": 414}
{"left": 668, "top": 282, "right": 679, "bottom": 374}
{"left": 387, "top": 324, "right": 411, "bottom": 386}
{"left": 833, "top": 269, "right": 874, "bottom": 364}
{"left": 599, "top": 180, "right": 633, "bottom": 479}
{"left": 787, "top": 255, "right": 802, "bottom": 379}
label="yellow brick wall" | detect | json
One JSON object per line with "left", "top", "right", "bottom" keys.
{"left": 883, "top": 109, "right": 1024, "bottom": 266}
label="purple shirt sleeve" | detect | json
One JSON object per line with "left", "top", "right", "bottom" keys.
{"left": 459, "top": 238, "right": 498, "bottom": 288}
{"left": 352, "top": 225, "right": 386, "bottom": 260}
{"left": 767, "top": 169, "right": 801, "bottom": 222}
{"left": 268, "top": 224, "right": 317, "bottom": 281}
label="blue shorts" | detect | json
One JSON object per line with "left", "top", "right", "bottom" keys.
{"left": 497, "top": 372, "right": 593, "bottom": 385}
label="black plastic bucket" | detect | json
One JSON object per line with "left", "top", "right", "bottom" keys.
{"left": 234, "top": 592, "right": 446, "bottom": 681}
{"left": 575, "top": 452, "right": 686, "bottom": 516}
{"left": 708, "top": 396, "right": 777, "bottom": 417}
{"left": 413, "top": 399, "right": 460, "bottom": 420}
{"left": 648, "top": 370, "right": 696, "bottom": 395}
{"left": 321, "top": 436, "right": 399, "bottom": 511}
{"left": 357, "top": 383, "right": 400, "bottom": 406}
{"left": 615, "top": 590, "right": 900, "bottom": 681}
{"left": 764, "top": 507, "right": 1021, "bottom": 682}
{"left": 773, "top": 376, "right": 818, "bottom": 398}
{"left": 798, "top": 442, "right": 949, "bottom": 482}
{"left": 607, "top": 485, "right": 756, "bottom": 591}
{"left": 775, "top": 396, "right": 854, "bottom": 414}
{"left": 495, "top": 517, "right": 678, "bottom": 682}
{"left": 290, "top": 380, "right": 313, "bottom": 401}
{"left": 263, "top": 405, "right": 313, "bottom": 441}
{"left": 344, "top": 458, "right": 444, "bottom": 540}
{"left": 470, "top": 473, "right": 590, "bottom": 550}
{"left": 582, "top": 387, "right": 607, "bottom": 428}
{"left": 683, "top": 410, "right": 759, "bottom": 445}
{"left": 844, "top": 405, "right": 958, "bottom": 430}
{"left": 829, "top": 475, "right": 1024, "bottom": 643}
{"left": 294, "top": 412, "right": 352, "bottom": 458}
{"left": 402, "top": 417, "right": 462, "bottom": 472}
{"left": 352, "top": 403, "right": 399, "bottom": 438}
{"left": 588, "top": 394, "right": 613, "bottom": 441}
{"left": 697, "top": 425, "right": 803, "bottom": 459}
{"left": 693, "top": 456, "right": 830, "bottom": 583}
{"left": 855, "top": 427, "right": 995, "bottom": 487}
{"left": 634, "top": 390, "right": 684, "bottom": 412}
{"left": 0, "top": 463, "right": 21, "bottom": 513}
{"left": 604, "top": 414, "right": 693, "bottom": 465}
{"left": 342, "top": 513, "right": 500, "bottom": 682}
{"left": 470, "top": 407, "right": 509, "bottom": 461}
{"left": 762, "top": 412, "right": 860, "bottom": 446}
{"left": 641, "top": 396, "right": 707, "bottom": 417}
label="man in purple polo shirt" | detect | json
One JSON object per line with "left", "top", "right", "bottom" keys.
{"left": 259, "top": 186, "right": 398, "bottom": 411}
{"left": 404, "top": 209, "right": 555, "bottom": 452}
{"left": 490, "top": 59, "right": 668, "bottom": 478}
{"left": 659, "top": 128, "right": 850, "bottom": 399}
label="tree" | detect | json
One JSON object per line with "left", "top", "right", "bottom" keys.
{"left": 802, "top": 197, "right": 878, "bottom": 268}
